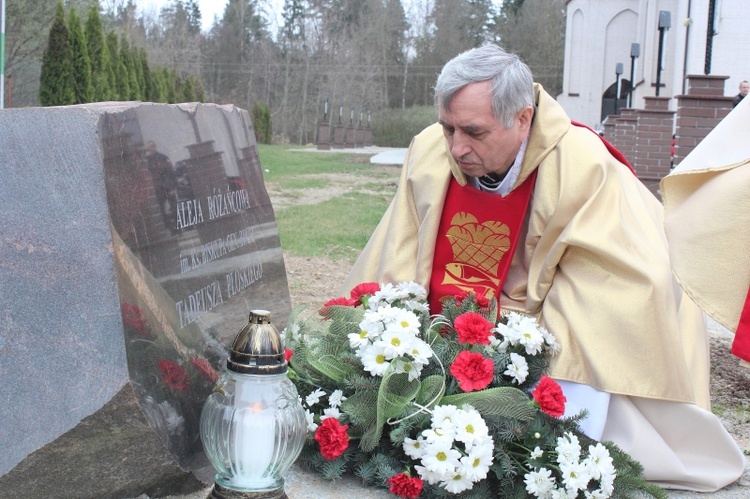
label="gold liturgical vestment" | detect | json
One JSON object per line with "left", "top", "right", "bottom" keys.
{"left": 342, "top": 85, "right": 745, "bottom": 490}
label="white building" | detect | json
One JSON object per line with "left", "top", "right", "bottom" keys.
{"left": 557, "top": 0, "right": 750, "bottom": 129}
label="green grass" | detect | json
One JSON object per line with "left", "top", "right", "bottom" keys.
{"left": 257, "top": 144, "right": 373, "bottom": 178}
{"left": 275, "top": 193, "right": 389, "bottom": 261}
{"left": 257, "top": 144, "right": 398, "bottom": 262}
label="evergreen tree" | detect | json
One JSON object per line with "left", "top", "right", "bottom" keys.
{"left": 252, "top": 101, "right": 272, "bottom": 144}
{"left": 106, "top": 32, "right": 123, "bottom": 100}
{"left": 103, "top": 32, "right": 118, "bottom": 101}
{"left": 68, "top": 7, "right": 93, "bottom": 103}
{"left": 182, "top": 75, "right": 196, "bottom": 102}
{"left": 119, "top": 36, "right": 139, "bottom": 100}
{"left": 139, "top": 48, "right": 155, "bottom": 102}
{"left": 131, "top": 47, "right": 145, "bottom": 99}
{"left": 164, "top": 68, "right": 178, "bottom": 103}
{"left": 114, "top": 34, "right": 131, "bottom": 100}
{"left": 85, "top": 2, "right": 110, "bottom": 101}
{"left": 40, "top": 2, "right": 75, "bottom": 106}
{"left": 150, "top": 66, "right": 165, "bottom": 103}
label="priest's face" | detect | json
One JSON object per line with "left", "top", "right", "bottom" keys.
{"left": 439, "top": 81, "right": 533, "bottom": 178}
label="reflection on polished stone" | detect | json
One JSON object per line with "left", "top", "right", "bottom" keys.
{"left": 0, "top": 102, "right": 291, "bottom": 497}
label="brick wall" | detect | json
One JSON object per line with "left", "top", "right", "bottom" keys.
{"left": 603, "top": 75, "right": 734, "bottom": 199}
{"left": 674, "top": 75, "right": 733, "bottom": 165}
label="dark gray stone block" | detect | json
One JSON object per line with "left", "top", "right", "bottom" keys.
{"left": 0, "top": 102, "right": 291, "bottom": 498}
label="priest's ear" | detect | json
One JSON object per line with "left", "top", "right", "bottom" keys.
{"left": 517, "top": 106, "right": 534, "bottom": 134}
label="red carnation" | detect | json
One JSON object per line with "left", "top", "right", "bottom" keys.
{"left": 350, "top": 282, "right": 380, "bottom": 306}
{"left": 284, "top": 348, "right": 294, "bottom": 362}
{"left": 532, "top": 376, "right": 567, "bottom": 417}
{"left": 121, "top": 303, "right": 149, "bottom": 337}
{"left": 449, "top": 350, "right": 494, "bottom": 392}
{"left": 474, "top": 290, "right": 490, "bottom": 308}
{"left": 190, "top": 355, "right": 219, "bottom": 384}
{"left": 387, "top": 473, "right": 424, "bottom": 498}
{"left": 454, "top": 312, "right": 493, "bottom": 345}
{"left": 314, "top": 417, "right": 350, "bottom": 460}
{"left": 319, "top": 296, "right": 357, "bottom": 318}
{"left": 454, "top": 290, "right": 491, "bottom": 309}
{"left": 157, "top": 359, "right": 190, "bottom": 391}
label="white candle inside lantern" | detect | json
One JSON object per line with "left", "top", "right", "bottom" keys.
{"left": 230, "top": 376, "right": 276, "bottom": 489}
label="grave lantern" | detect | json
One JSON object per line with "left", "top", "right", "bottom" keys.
{"left": 200, "top": 310, "right": 306, "bottom": 499}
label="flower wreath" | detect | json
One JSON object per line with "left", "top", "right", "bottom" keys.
{"left": 283, "top": 282, "right": 665, "bottom": 498}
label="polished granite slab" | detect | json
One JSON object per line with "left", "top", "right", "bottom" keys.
{"left": 0, "top": 102, "right": 290, "bottom": 497}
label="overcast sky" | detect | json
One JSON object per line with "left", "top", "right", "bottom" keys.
{"left": 138, "top": 0, "right": 286, "bottom": 33}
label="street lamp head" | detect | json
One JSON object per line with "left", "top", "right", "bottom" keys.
{"left": 659, "top": 11, "right": 671, "bottom": 29}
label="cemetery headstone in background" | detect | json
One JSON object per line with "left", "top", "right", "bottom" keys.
{"left": 0, "top": 102, "right": 291, "bottom": 498}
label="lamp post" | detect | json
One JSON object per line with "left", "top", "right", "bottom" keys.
{"left": 614, "top": 63, "right": 623, "bottom": 115}
{"left": 200, "top": 310, "right": 306, "bottom": 499}
{"left": 629, "top": 43, "right": 640, "bottom": 108}
{"left": 656, "top": 11, "right": 671, "bottom": 97}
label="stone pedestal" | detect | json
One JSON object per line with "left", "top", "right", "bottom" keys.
{"left": 332, "top": 123, "right": 346, "bottom": 148}
{"left": 317, "top": 120, "right": 331, "bottom": 150}
{"left": 345, "top": 125, "right": 356, "bottom": 148}
{"left": 0, "top": 102, "right": 291, "bottom": 498}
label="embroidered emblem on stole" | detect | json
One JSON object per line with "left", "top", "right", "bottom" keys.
{"left": 429, "top": 171, "right": 537, "bottom": 314}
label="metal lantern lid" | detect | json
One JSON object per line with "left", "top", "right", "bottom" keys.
{"left": 227, "top": 309, "right": 287, "bottom": 375}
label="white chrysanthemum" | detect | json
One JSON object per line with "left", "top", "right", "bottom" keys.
{"left": 386, "top": 308, "right": 421, "bottom": 335}
{"left": 518, "top": 323, "right": 545, "bottom": 356}
{"left": 328, "top": 389, "right": 347, "bottom": 408}
{"left": 530, "top": 446, "right": 544, "bottom": 460}
{"left": 458, "top": 444, "right": 493, "bottom": 481}
{"left": 359, "top": 343, "right": 390, "bottom": 376}
{"left": 598, "top": 465, "right": 616, "bottom": 495}
{"left": 441, "top": 471, "right": 474, "bottom": 494}
{"left": 414, "top": 464, "right": 442, "bottom": 485}
{"left": 584, "top": 443, "right": 614, "bottom": 480}
{"left": 392, "top": 358, "right": 423, "bottom": 382}
{"left": 584, "top": 489, "right": 609, "bottom": 498}
{"left": 421, "top": 440, "right": 461, "bottom": 475}
{"left": 407, "top": 337, "right": 433, "bottom": 364}
{"left": 560, "top": 460, "right": 591, "bottom": 492}
{"left": 321, "top": 406, "right": 341, "bottom": 420}
{"left": 404, "top": 299, "right": 430, "bottom": 314}
{"left": 371, "top": 304, "right": 402, "bottom": 326}
{"left": 541, "top": 327, "right": 561, "bottom": 355}
{"left": 348, "top": 329, "right": 372, "bottom": 350}
{"left": 395, "top": 280, "right": 428, "bottom": 299}
{"left": 422, "top": 426, "right": 454, "bottom": 444}
{"left": 432, "top": 405, "right": 460, "bottom": 430}
{"left": 403, "top": 436, "right": 427, "bottom": 459}
{"left": 304, "top": 409, "right": 318, "bottom": 432}
{"left": 158, "top": 401, "right": 184, "bottom": 433}
{"left": 556, "top": 433, "right": 582, "bottom": 465}
{"left": 369, "top": 284, "right": 401, "bottom": 308}
{"left": 359, "top": 313, "right": 385, "bottom": 337}
{"left": 305, "top": 388, "right": 326, "bottom": 407}
{"left": 551, "top": 487, "right": 578, "bottom": 498}
{"left": 504, "top": 352, "right": 529, "bottom": 384}
{"left": 453, "top": 409, "right": 490, "bottom": 446}
{"left": 524, "top": 468, "right": 555, "bottom": 497}
{"left": 378, "top": 329, "right": 413, "bottom": 359}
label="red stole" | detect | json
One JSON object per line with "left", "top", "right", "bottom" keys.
{"left": 429, "top": 171, "right": 537, "bottom": 314}
{"left": 732, "top": 289, "right": 750, "bottom": 362}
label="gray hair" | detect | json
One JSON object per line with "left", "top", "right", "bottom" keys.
{"left": 434, "top": 43, "right": 535, "bottom": 128}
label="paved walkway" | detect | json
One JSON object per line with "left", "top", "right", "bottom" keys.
{"left": 289, "top": 146, "right": 408, "bottom": 165}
